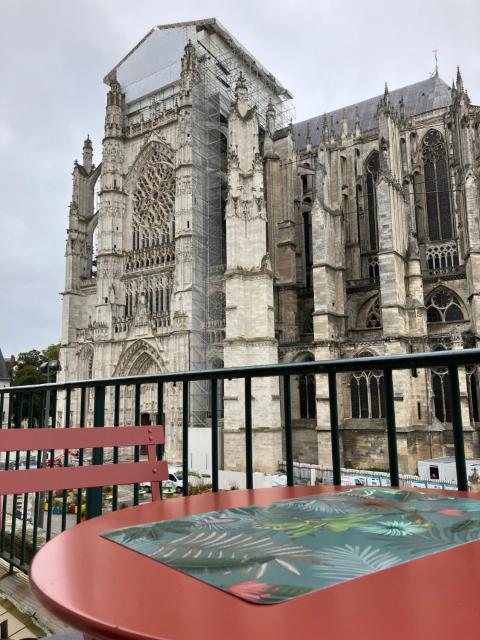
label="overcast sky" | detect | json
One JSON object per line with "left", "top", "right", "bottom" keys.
{"left": 0, "top": 0, "right": 479, "bottom": 358}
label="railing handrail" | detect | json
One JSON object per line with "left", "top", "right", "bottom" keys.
{"left": 3, "top": 347, "right": 480, "bottom": 394}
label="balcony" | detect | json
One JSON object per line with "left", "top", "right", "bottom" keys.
{"left": 1, "top": 349, "right": 480, "bottom": 637}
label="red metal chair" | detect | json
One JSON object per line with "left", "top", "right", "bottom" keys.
{"left": 0, "top": 425, "right": 167, "bottom": 530}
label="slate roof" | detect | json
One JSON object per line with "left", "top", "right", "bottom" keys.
{"left": 0, "top": 349, "right": 11, "bottom": 381}
{"left": 294, "top": 75, "right": 452, "bottom": 150}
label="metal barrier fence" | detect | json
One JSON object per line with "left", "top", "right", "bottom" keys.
{"left": 1, "top": 347, "right": 480, "bottom": 572}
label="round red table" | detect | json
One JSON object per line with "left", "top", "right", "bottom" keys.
{"left": 30, "top": 486, "right": 480, "bottom": 640}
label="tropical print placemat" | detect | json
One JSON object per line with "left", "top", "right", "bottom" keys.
{"left": 102, "top": 488, "right": 480, "bottom": 604}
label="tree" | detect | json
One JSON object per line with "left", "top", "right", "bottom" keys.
{"left": 11, "top": 344, "right": 60, "bottom": 387}
{"left": 8, "top": 344, "right": 60, "bottom": 424}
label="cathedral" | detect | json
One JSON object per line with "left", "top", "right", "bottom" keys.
{"left": 59, "top": 18, "right": 480, "bottom": 474}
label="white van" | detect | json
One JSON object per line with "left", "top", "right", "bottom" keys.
{"left": 141, "top": 467, "right": 183, "bottom": 494}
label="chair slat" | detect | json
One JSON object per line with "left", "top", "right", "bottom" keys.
{"left": 0, "top": 425, "right": 164, "bottom": 452}
{"left": 0, "top": 459, "right": 168, "bottom": 495}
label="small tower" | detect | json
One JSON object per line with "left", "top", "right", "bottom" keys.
{"left": 83, "top": 135, "right": 93, "bottom": 174}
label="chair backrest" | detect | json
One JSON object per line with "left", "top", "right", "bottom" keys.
{"left": 0, "top": 425, "right": 167, "bottom": 504}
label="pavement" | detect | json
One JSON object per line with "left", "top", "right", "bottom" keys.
{"left": 0, "top": 559, "right": 71, "bottom": 638}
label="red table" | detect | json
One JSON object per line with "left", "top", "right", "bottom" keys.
{"left": 30, "top": 486, "right": 480, "bottom": 640}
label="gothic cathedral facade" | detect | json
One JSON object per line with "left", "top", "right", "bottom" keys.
{"left": 59, "top": 19, "right": 480, "bottom": 474}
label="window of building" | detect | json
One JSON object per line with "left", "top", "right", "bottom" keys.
{"left": 467, "top": 366, "right": 480, "bottom": 424}
{"left": 365, "top": 151, "right": 380, "bottom": 251}
{"left": 299, "top": 374, "right": 316, "bottom": 419}
{"left": 422, "top": 130, "right": 453, "bottom": 241}
{"left": 303, "top": 210, "right": 313, "bottom": 289}
{"left": 350, "top": 351, "right": 385, "bottom": 419}
{"left": 431, "top": 345, "right": 451, "bottom": 423}
{"left": 425, "top": 287, "right": 464, "bottom": 323}
{"left": 366, "top": 297, "right": 382, "bottom": 328}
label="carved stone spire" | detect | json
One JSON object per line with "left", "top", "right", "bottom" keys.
{"left": 341, "top": 109, "right": 348, "bottom": 140}
{"left": 266, "top": 100, "right": 276, "bottom": 138}
{"left": 180, "top": 40, "right": 197, "bottom": 96}
{"left": 83, "top": 135, "right": 93, "bottom": 174}
{"left": 329, "top": 115, "right": 335, "bottom": 144}
{"left": 354, "top": 107, "right": 361, "bottom": 138}
{"left": 399, "top": 96, "right": 405, "bottom": 123}
{"left": 322, "top": 113, "right": 329, "bottom": 143}
{"left": 306, "top": 121, "right": 312, "bottom": 152}
{"left": 456, "top": 66, "right": 464, "bottom": 93}
{"left": 235, "top": 71, "right": 248, "bottom": 100}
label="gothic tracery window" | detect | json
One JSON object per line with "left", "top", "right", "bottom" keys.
{"left": 431, "top": 345, "right": 451, "bottom": 423}
{"left": 467, "top": 366, "right": 480, "bottom": 424}
{"left": 131, "top": 142, "right": 175, "bottom": 251}
{"left": 350, "top": 351, "right": 385, "bottom": 419}
{"left": 299, "top": 374, "right": 316, "bottom": 419}
{"left": 425, "top": 287, "right": 464, "bottom": 323}
{"left": 298, "top": 354, "right": 316, "bottom": 420}
{"left": 365, "top": 151, "right": 380, "bottom": 251}
{"left": 366, "top": 297, "right": 382, "bottom": 328}
{"left": 422, "top": 130, "right": 453, "bottom": 241}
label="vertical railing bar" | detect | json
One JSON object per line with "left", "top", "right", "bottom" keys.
{"left": 283, "top": 375, "right": 294, "bottom": 487}
{"left": 328, "top": 371, "right": 342, "bottom": 486}
{"left": 77, "top": 387, "right": 86, "bottom": 524}
{"left": 1, "top": 392, "right": 13, "bottom": 557}
{"left": 19, "top": 393, "right": 34, "bottom": 565}
{"left": 61, "top": 389, "right": 71, "bottom": 532}
{"left": 10, "top": 393, "right": 21, "bottom": 571}
{"left": 449, "top": 365, "right": 468, "bottom": 492}
{"left": 384, "top": 369, "right": 399, "bottom": 487}
{"left": 112, "top": 385, "right": 120, "bottom": 511}
{"left": 32, "top": 391, "right": 44, "bottom": 554}
{"left": 245, "top": 377, "right": 253, "bottom": 490}
{"left": 211, "top": 379, "right": 219, "bottom": 493}
{"left": 45, "top": 389, "right": 57, "bottom": 542}
{"left": 133, "top": 383, "right": 141, "bottom": 506}
{"left": 156, "top": 381, "right": 164, "bottom": 499}
{"left": 86, "top": 385, "right": 105, "bottom": 519}
{"left": 182, "top": 381, "right": 189, "bottom": 497}
{"left": 34, "top": 391, "right": 46, "bottom": 540}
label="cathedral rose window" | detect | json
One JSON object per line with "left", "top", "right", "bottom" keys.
{"left": 131, "top": 141, "right": 175, "bottom": 251}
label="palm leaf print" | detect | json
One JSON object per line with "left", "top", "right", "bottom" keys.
{"left": 151, "top": 530, "right": 323, "bottom": 573}
{"left": 316, "top": 545, "right": 401, "bottom": 579}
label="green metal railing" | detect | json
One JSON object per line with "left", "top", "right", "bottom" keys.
{"left": 1, "top": 347, "right": 479, "bottom": 572}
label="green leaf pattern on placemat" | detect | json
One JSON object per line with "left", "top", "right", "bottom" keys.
{"left": 102, "top": 489, "right": 480, "bottom": 604}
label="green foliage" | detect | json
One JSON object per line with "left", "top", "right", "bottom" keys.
{"left": 7, "top": 343, "right": 60, "bottom": 424}
{"left": 10, "top": 344, "right": 60, "bottom": 387}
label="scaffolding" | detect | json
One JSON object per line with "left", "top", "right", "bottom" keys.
{"left": 187, "top": 37, "right": 294, "bottom": 428}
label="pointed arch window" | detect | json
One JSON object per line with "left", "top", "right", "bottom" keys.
{"left": 425, "top": 287, "right": 464, "bottom": 323}
{"left": 350, "top": 351, "right": 385, "bottom": 419}
{"left": 366, "top": 297, "right": 382, "bottom": 328}
{"left": 365, "top": 152, "right": 380, "bottom": 251}
{"left": 467, "top": 366, "right": 480, "bottom": 424}
{"left": 422, "top": 130, "right": 453, "bottom": 241}
{"left": 431, "top": 345, "right": 452, "bottom": 423}
{"left": 299, "top": 374, "right": 316, "bottom": 419}
{"left": 297, "top": 354, "right": 316, "bottom": 420}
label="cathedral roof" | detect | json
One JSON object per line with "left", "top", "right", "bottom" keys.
{"left": 104, "top": 18, "right": 291, "bottom": 103}
{"left": 0, "top": 349, "right": 11, "bottom": 382}
{"left": 294, "top": 75, "right": 452, "bottom": 150}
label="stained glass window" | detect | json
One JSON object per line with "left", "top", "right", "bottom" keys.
{"left": 366, "top": 152, "right": 380, "bottom": 251}
{"left": 422, "top": 130, "right": 453, "bottom": 241}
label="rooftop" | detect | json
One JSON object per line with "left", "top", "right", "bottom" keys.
{"left": 294, "top": 74, "right": 452, "bottom": 150}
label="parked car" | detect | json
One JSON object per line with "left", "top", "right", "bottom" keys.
{"left": 141, "top": 467, "right": 183, "bottom": 494}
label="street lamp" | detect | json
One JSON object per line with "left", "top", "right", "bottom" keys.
{"left": 37, "top": 359, "right": 61, "bottom": 527}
